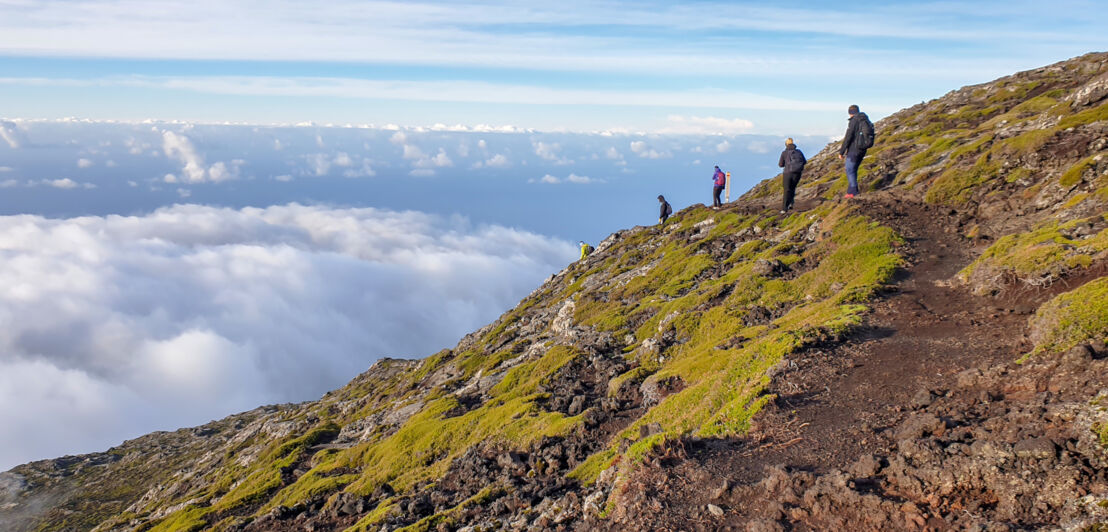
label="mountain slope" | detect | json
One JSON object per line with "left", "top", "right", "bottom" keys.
{"left": 2, "top": 51, "right": 1108, "bottom": 532}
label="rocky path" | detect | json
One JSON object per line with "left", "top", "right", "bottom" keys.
{"left": 599, "top": 193, "right": 1055, "bottom": 531}
{"left": 735, "top": 194, "right": 1031, "bottom": 478}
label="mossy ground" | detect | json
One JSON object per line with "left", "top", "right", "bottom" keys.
{"left": 570, "top": 204, "right": 902, "bottom": 482}
{"left": 958, "top": 214, "right": 1108, "bottom": 292}
{"left": 1029, "top": 277, "right": 1108, "bottom": 356}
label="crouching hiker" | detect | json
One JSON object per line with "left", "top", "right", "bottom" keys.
{"left": 578, "top": 241, "right": 594, "bottom": 260}
{"left": 658, "top": 195, "right": 672, "bottom": 224}
{"left": 777, "top": 138, "right": 806, "bottom": 213}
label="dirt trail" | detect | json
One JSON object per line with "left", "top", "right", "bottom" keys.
{"left": 733, "top": 193, "right": 1031, "bottom": 478}
{"left": 599, "top": 192, "right": 1052, "bottom": 531}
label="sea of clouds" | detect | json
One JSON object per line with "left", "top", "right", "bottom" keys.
{"left": 0, "top": 203, "right": 575, "bottom": 470}
{"left": 0, "top": 119, "right": 834, "bottom": 470}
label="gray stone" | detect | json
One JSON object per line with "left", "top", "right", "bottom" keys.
{"left": 752, "top": 259, "right": 784, "bottom": 277}
{"left": 911, "top": 389, "right": 934, "bottom": 408}
{"left": 1013, "top": 437, "right": 1056, "bottom": 460}
{"left": 896, "top": 412, "right": 945, "bottom": 440}
{"left": 639, "top": 422, "right": 663, "bottom": 439}
{"left": 848, "top": 454, "right": 882, "bottom": 478}
{"left": 568, "top": 395, "right": 586, "bottom": 416}
{"left": 707, "top": 503, "right": 725, "bottom": 516}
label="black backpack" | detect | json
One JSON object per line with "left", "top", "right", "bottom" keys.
{"left": 785, "top": 149, "right": 806, "bottom": 173}
{"left": 857, "top": 116, "right": 875, "bottom": 150}
{"left": 663, "top": 202, "right": 672, "bottom": 217}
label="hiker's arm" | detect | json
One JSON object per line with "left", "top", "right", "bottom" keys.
{"left": 839, "top": 119, "right": 856, "bottom": 155}
{"left": 778, "top": 151, "right": 785, "bottom": 167}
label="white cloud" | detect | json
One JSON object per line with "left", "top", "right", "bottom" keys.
{"left": 44, "top": 178, "right": 79, "bottom": 189}
{"left": 662, "top": 115, "right": 756, "bottom": 135}
{"left": 162, "top": 130, "right": 207, "bottom": 183}
{"left": 409, "top": 168, "right": 436, "bottom": 177}
{"left": 629, "top": 140, "right": 669, "bottom": 159}
{"left": 430, "top": 149, "right": 453, "bottom": 167}
{"left": 77, "top": 158, "right": 94, "bottom": 168}
{"left": 343, "top": 159, "right": 376, "bottom": 178}
{"left": 474, "top": 153, "right": 510, "bottom": 169}
{"left": 124, "top": 137, "right": 149, "bottom": 155}
{"left": 747, "top": 140, "right": 770, "bottom": 154}
{"left": 532, "top": 141, "right": 570, "bottom": 165}
{"left": 177, "top": 188, "right": 191, "bottom": 198}
{"left": 0, "top": 179, "right": 17, "bottom": 188}
{"left": 0, "top": 204, "right": 575, "bottom": 470}
{"left": 332, "top": 152, "right": 353, "bottom": 167}
{"left": 402, "top": 144, "right": 426, "bottom": 160}
{"left": 716, "top": 140, "right": 731, "bottom": 153}
{"left": 0, "top": 120, "right": 25, "bottom": 149}
{"left": 566, "top": 173, "right": 598, "bottom": 184}
{"left": 161, "top": 130, "right": 236, "bottom": 183}
{"left": 305, "top": 153, "right": 332, "bottom": 176}
{"left": 0, "top": 166, "right": 12, "bottom": 172}
{"left": 530, "top": 173, "right": 599, "bottom": 184}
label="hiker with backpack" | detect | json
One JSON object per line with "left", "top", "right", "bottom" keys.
{"left": 658, "top": 195, "right": 673, "bottom": 224}
{"left": 777, "top": 138, "right": 806, "bottom": 213}
{"left": 837, "top": 105, "right": 874, "bottom": 199}
{"left": 578, "top": 241, "right": 594, "bottom": 260}
{"left": 711, "top": 165, "right": 727, "bottom": 209}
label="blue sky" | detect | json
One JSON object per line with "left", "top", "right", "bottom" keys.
{"left": 1, "top": 1, "right": 1105, "bottom": 135}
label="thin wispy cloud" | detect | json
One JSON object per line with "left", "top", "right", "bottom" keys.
{"left": 2, "top": 2, "right": 1102, "bottom": 134}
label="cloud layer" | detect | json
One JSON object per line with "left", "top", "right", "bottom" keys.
{"left": 0, "top": 204, "right": 576, "bottom": 470}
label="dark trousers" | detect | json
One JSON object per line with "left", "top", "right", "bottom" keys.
{"left": 712, "top": 185, "right": 724, "bottom": 207}
{"left": 844, "top": 155, "right": 862, "bottom": 195}
{"left": 782, "top": 171, "right": 801, "bottom": 210}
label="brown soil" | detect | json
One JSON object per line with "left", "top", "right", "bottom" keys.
{"left": 596, "top": 192, "right": 1108, "bottom": 531}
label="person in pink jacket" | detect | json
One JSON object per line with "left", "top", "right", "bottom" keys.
{"left": 711, "top": 165, "right": 726, "bottom": 208}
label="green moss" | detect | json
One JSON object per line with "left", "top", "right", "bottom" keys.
{"left": 346, "top": 499, "right": 400, "bottom": 531}
{"left": 958, "top": 215, "right": 1108, "bottom": 291}
{"left": 1063, "top": 193, "right": 1091, "bottom": 209}
{"left": 568, "top": 449, "right": 617, "bottom": 485}
{"left": 328, "top": 346, "right": 583, "bottom": 499}
{"left": 148, "top": 504, "right": 210, "bottom": 532}
{"left": 1059, "top": 101, "right": 1108, "bottom": 129}
{"left": 570, "top": 206, "right": 902, "bottom": 484}
{"left": 1061, "top": 155, "right": 1100, "bottom": 188}
{"left": 1029, "top": 277, "right": 1108, "bottom": 355}
{"left": 624, "top": 434, "right": 667, "bottom": 463}
{"left": 1009, "top": 95, "right": 1058, "bottom": 115}
{"left": 925, "top": 129, "right": 1054, "bottom": 204}
{"left": 1006, "top": 167, "right": 1033, "bottom": 183}
{"left": 205, "top": 423, "right": 341, "bottom": 515}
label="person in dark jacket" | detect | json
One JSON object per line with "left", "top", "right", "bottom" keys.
{"left": 777, "top": 138, "right": 806, "bottom": 213}
{"left": 711, "top": 165, "right": 726, "bottom": 208}
{"left": 837, "top": 104, "right": 872, "bottom": 198}
{"left": 658, "top": 195, "right": 673, "bottom": 224}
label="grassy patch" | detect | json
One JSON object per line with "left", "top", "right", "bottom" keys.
{"left": 1028, "top": 277, "right": 1108, "bottom": 355}
{"left": 958, "top": 215, "right": 1108, "bottom": 293}
{"left": 571, "top": 206, "right": 903, "bottom": 484}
